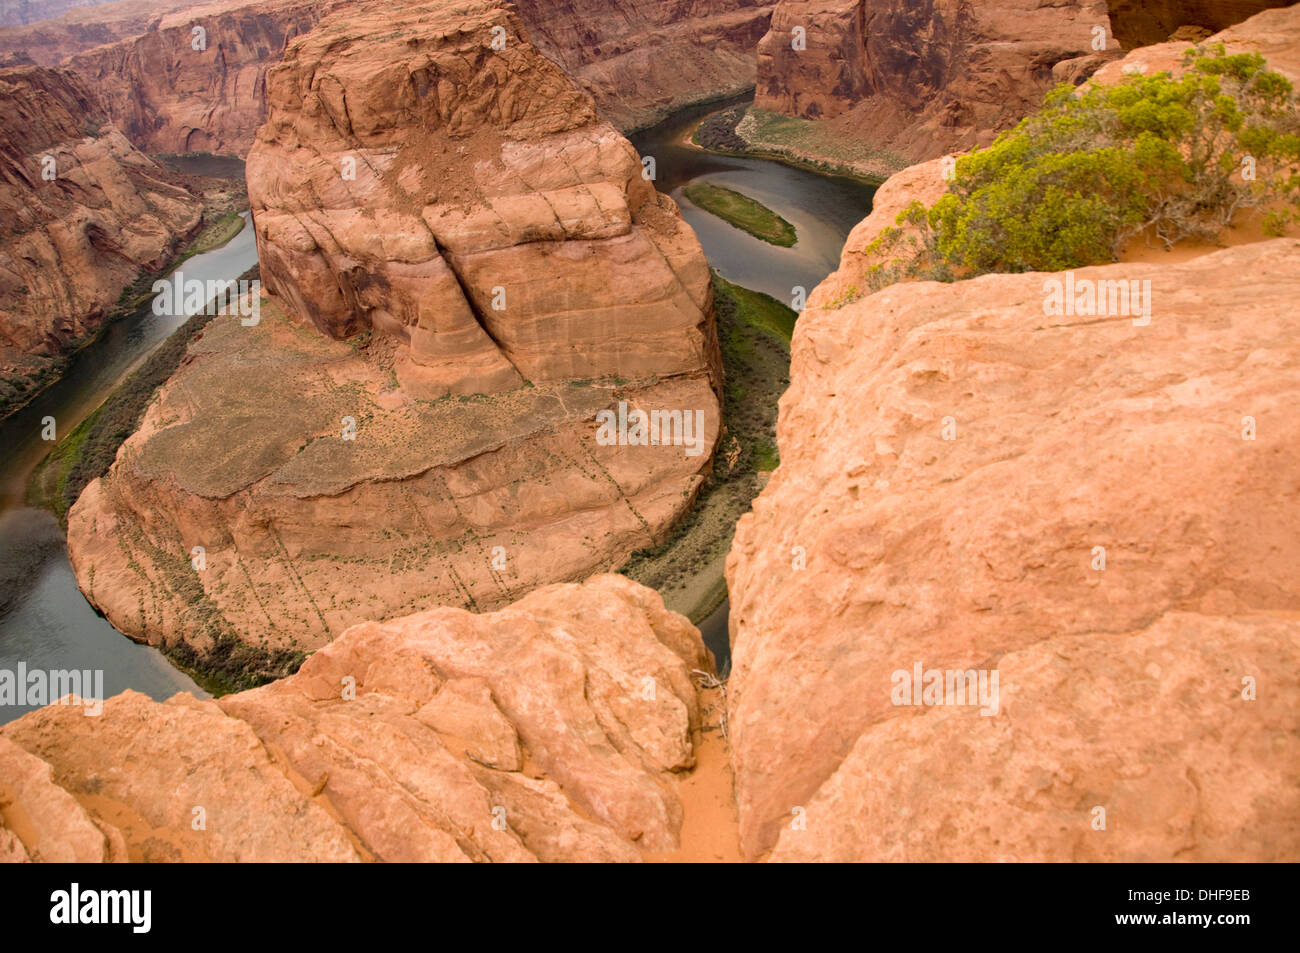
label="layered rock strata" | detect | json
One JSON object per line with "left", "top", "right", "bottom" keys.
{"left": 511, "top": 0, "right": 774, "bottom": 132}
{"left": 63, "top": 0, "right": 337, "bottom": 155}
{"left": 0, "top": 64, "right": 200, "bottom": 388}
{"left": 66, "top": 0, "right": 722, "bottom": 668}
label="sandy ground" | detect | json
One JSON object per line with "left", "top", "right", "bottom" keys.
{"left": 643, "top": 685, "right": 742, "bottom": 863}
{"left": 1121, "top": 205, "right": 1298, "bottom": 264}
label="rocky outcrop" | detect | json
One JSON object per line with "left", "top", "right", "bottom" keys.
{"left": 754, "top": 0, "right": 1123, "bottom": 162}
{"left": 725, "top": 224, "right": 1300, "bottom": 859}
{"left": 0, "top": 576, "right": 713, "bottom": 861}
{"left": 0, "top": 64, "right": 200, "bottom": 390}
{"left": 511, "top": 0, "right": 774, "bottom": 132}
{"left": 1106, "top": 0, "right": 1294, "bottom": 48}
{"left": 66, "top": 0, "right": 721, "bottom": 671}
{"left": 62, "top": 0, "right": 336, "bottom": 155}
{"left": 247, "top": 0, "right": 721, "bottom": 390}
{"left": 1090, "top": 1, "right": 1300, "bottom": 86}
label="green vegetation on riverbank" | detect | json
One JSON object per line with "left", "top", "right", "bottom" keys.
{"left": 619, "top": 272, "right": 794, "bottom": 623}
{"left": 26, "top": 263, "right": 304, "bottom": 696}
{"left": 28, "top": 264, "right": 260, "bottom": 523}
{"left": 683, "top": 182, "right": 798, "bottom": 247}
{"left": 0, "top": 211, "right": 246, "bottom": 424}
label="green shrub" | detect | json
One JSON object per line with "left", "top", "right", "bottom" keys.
{"left": 864, "top": 46, "right": 1300, "bottom": 288}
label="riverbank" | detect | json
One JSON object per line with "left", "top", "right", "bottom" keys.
{"left": 0, "top": 166, "right": 248, "bottom": 425}
{"left": 694, "top": 103, "right": 903, "bottom": 184}
{"left": 619, "top": 273, "right": 792, "bottom": 628}
{"left": 28, "top": 261, "right": 259, "bottom": 524}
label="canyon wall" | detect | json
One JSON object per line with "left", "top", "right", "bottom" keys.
{"left": 750, "top": 0, "right": 1299, "bottom": 167}
{"left": 1106, "top": 0, "right": 1294, "bottom": 47}
{"left": 65, "top": 0, "right": 722, "bottom": 675}
{"left": 1, "top": 576, "right": 713, "bottom": 861}
{"left": 63, "top": 0, "right": 337, "bottom": 155}
{"left": 511, "top": 0, "right": 774, "bottom": 132}
{"left": 753, "top": 0, "right": 1122, "bottom": 163}
{"left": 0, "top": 64, "right": 200, "bottom": 390}
{"left": 2, "top": 0, "right": 773, "bottom": 152}
{"left": 725, "top": 6, "right": 1300, "bottom": 862}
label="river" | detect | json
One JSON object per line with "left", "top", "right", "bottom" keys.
{"left": 632, "top": 100, "right": 877, "bottom": 671}
{"left": 630, "top": 98, "right": 877, "bottom": 303}
{"left": 0, "top": 212, "right": 258, "bottom": 724}
{"left": 0, "top": 105, "right": 874, "bottom": 714}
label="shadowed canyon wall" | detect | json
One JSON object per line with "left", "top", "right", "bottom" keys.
{"left": 0, "top": 64, "right": 199, "bottom": 388}
{"left": 1106, "top": 0, "right": 1294, "bottom": 46}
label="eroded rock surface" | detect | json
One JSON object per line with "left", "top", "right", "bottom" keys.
{"left": 1106, "top": 0, "right": 1294, "bottom": 48}
{"left": 1, "top": 576, "right": 712, "bottom": 861}
{"left": 512, "top": 0, "right": 774, "bottom": 132}
{"left": 753, "top": 0, "right": 1122, "bottom": 163}
{"left": 67, "top": 0, "right": 721, "bottom": 671}
{"left": 64, "top": 0, "right": 337, "bottom": 155}
{"left": 725, "top": 237, "right": 1300, "bottom": 860}
{"left": 0, "top": 64, "right": 200, "bottom": 390}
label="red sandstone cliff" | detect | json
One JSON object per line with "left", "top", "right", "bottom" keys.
{"left": 752, "top": 0, "right": 1122, "bottom": 165}
{"left": 65, "top": 0, "right": 723, "bottom": 674}
{"left": 62, "top": 0, "right": 337, "bottom": 155}
{"left": 0, "top": 63, "right": 199, "bottom": 392}
{"left": 512, "top": 0, "right": 774, "bottom": 131}
{"left": 724, "top": 5, "right": 1300, "bottom": 861}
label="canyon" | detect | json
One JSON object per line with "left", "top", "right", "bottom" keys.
{"left": 62, "top": 0, "right": 723, "bottom": 678}
{"left": 0, "top": 63, "right": 200, "bottom": 407}
{"left": 2, "top": 0, "right": 1298, "bottom": 864}
{"left": 0, "top": 0, "right": 775, "bottom": 153}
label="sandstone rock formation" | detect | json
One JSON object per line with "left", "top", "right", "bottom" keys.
{"left": 512, "top": 0, "right": 774, "bottom": 132}
{"left": 725, "top": 229, "right": 1300, "bottom": 860}
{"left": 1089, "top": 1, "right": 1300, "bottom": 87}
{"left": 1106, "top": 0, "right": 1294, "bottom": 48}
{"left": 63, "top": 0, "right": 337, "bottom": 155}
{"left": 1, "top": 0, "right": 773, "bottom": 152}
{"left": 0, "top": 64, "right": 200, "bottom": 392}
{"left": 66, "top": 0, "right": 721, "bottom": 672}
{"left": 753, "top": 0, "right": 1123, "bottom": 163}
{"left": 0, "top": 576, "right": 713, "bottom": 861}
